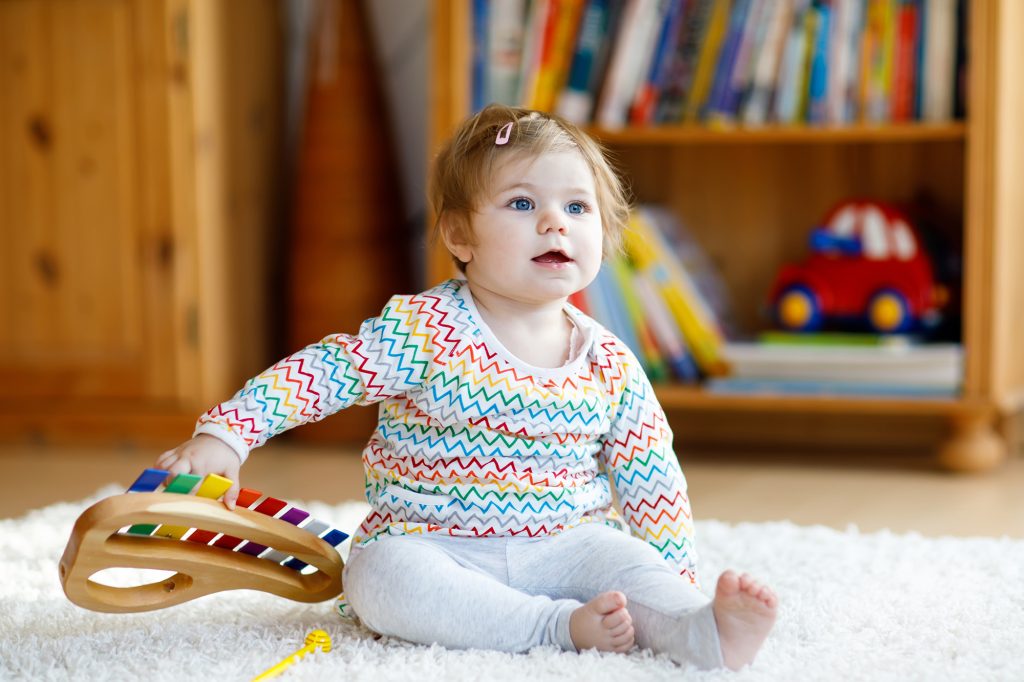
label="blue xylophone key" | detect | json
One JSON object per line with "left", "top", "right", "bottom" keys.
{"left": 127, "top": 468, "right": 170, "bottom": 492}
{"left": 321, "top": 529, "right": 349, "bottom": 547}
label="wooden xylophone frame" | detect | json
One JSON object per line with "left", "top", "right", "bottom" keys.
{"left": 59, "top": 474, "right": 347, "bottom": 614}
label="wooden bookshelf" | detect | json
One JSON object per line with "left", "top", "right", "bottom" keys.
{"left": 428, "top": 0, "right": 1024, "bottom": 471}
{"left": 591, "top": 123, "right": 967, "bottom": 145}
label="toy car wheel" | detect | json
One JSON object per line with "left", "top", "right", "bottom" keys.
{"left": 867, "top": 289, "right": 912, "bottom": 333}
{"left": 775, "top": 285, "right": 823, "bottom": 331}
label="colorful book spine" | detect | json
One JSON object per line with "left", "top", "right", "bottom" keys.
{"left": 608, "top": 257, "right": 669, "bottom": 380}
{"left": 517, "top": 0, "right": 553, "bottom": 106}
{"left": 625, "top": 210, "right": 728, "bottom": 375}
{"left": 532, "top": 0, "right": 586, "bottom": 111}
{"left": 861, "top": 0, "right": 896, "bottom": 123}
{"left": 487, "top": 0, "right": 528, "bottom": 105}
{"left": 921, "top": 0, "right": 956, "bottom": 122}
{"left": 805, "top": 0, "right": 832, "bottom": 125}
{"left": 717, "top": 0, "right": 771, "bottom": 122}
{"left": 704, "top": 0, "right": 751, "bottom": 124}
{"left": 471, "top": 0, "right": 490, "bottom": 111}
{"left": 593, "top": 262, "right": 646, "bottom": 364}
{"left": 826, "top": 0, "right": 865, "bottom": 124}
{"left": 629, "top": 0, "right": 688, "bottom": 125}
{"left": 655, "top": 0, "right": 714, "bottom": 123}
{"left": 556, "top": 0, "right": 615, "bottom": 123}
{"left": 741, "top": 0, "right": 793, "bottom": 125}
{"left": 596, "top": 0, "right": 663, "bottom": 128}
{"left": 683, "top": 0, "right": 732, "bottom": 121}
{"left": 632, "top": 271, "right": 701, "bottom": 381}
{"left": 890, "top": 0, "right": 921, "bottom": 122}
{"left": 773, "top": 0, "right": 812, "bottom": 123}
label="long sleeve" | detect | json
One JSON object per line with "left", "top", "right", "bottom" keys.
{"left": 598, "top": 344, "right": 699, "bottom": 584}
{"left": 194, "top": 294, "right": 436, "bottom": 462}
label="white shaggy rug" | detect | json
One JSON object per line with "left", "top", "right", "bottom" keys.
{"left": 3, "top": 488, "right": 1023, "bottom": 682}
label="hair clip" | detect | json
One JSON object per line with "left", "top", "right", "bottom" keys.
{"left": 495, "top": 122, "right": 513, "bottom": 145}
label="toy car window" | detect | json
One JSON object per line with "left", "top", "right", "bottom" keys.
{"left": 831, "top": 206, "right": 857, "bottom": 236}
{"left": 892, "top": 221, "right": 916, "bottom": 260}
{"left": 862, "top": 207, "right": 889, "bottom": 259}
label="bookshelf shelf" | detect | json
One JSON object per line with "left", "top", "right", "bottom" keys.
{"left": 590, "top": 123, "right": 967, "bottom": 146}
{"left": 652, "top": 385, "right": 982, "bottom": 417}
{"left": 429, "top": 0, "right": 1024, "bottom": 472}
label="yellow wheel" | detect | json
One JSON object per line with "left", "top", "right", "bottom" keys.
{"left": 867, "top": 290, "right": 911, "bottom": 333}
{"left": 776, "top": 285, "right": 822, "bottom": 331}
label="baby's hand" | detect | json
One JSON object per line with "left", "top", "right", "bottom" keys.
{"left": 156, "top": 434, "right": 242, "bottom": 509}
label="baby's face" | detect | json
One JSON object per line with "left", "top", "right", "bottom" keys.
{"left": 453, "top": 149, "right": 603, "bottom": 307}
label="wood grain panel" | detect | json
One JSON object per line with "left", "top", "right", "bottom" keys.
{"left": 132, "top": 0, "right": 178, "bottom": 399}
{"left": 990, "top": 0, "right": 1024, "bottom": 409}
{"left": 1, "top": 0, "right": 54, "bottom": 353}
{"left": 0, "top": 0, "right": 146, "bottom": 397}
{"left": 963, "top": 0, "right": 996, "bottom": 399}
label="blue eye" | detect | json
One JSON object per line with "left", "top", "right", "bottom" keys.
{"left": 510, "top": 198, "right": 533, "bottom": 211}
{"left": 567, "top": 202, "right": 587, "bottom": 215}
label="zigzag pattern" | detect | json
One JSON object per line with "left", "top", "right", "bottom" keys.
{"left": 197, "top": 279, "right": 698, "bottom": 580}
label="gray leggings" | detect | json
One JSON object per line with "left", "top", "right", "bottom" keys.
{"left": 343, "top": 522, "right": 723, "bottom": 669}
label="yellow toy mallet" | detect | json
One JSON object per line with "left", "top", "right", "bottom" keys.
{"left": 252, "top": 630, "right": 332, "bottom": 681}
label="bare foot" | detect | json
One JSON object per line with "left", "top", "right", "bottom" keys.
{"left": 713, "top": 570, "right": 778, "bottom": 670}
{"left": 569, "top": 591, "right": 635, "bottom": 653}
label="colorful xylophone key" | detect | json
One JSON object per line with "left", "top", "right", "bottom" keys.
{"left": 119, "top": 468, "right": 349, "bottom": 574}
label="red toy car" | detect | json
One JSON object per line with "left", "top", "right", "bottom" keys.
{"left": 769, "top": 200, "right": 948, "bottom": 333}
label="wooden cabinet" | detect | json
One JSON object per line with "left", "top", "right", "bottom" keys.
{"left": 0, "top": 0, "right": 283, "bottom": 445}
{"left": 427, "top": 0, "right": 1024, "bottom": 470}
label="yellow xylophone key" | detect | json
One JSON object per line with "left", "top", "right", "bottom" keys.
{"left": 152, "top": 474, "right": 234, "bottom": 540}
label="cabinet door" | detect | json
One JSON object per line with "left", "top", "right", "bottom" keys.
{"left": 0, "top": 0, "right": 178, "bottom": 401}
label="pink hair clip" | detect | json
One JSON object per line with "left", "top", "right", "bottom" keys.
{"left": 495, "top": 122, "right": 513, "bottom": 145}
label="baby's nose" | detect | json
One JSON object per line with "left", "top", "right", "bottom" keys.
{"left": 538, "top": 209, "right": 567, "bottom": 233}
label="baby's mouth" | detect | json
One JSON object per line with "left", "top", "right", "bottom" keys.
{"left": 532, "top": 250, "right": 572, "bottom": 264}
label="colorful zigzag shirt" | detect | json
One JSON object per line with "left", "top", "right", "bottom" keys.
{"left": 194, "top": 279, "right": 698, "bottom": 582}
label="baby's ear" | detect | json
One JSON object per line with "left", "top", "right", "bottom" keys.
{"left": 440, "top": 213, "right": 473, "bottom": 265}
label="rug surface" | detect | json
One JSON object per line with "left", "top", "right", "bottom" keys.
{"left": 3, "top": 488, "right": 1022, "bottom": 681}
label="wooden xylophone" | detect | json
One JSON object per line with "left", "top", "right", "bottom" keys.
{"left": 59, "top": 469, "right": 348, "bottom": 613}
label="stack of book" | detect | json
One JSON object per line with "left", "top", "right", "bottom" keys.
{"left": 573, "top": 206, "right": 731, "bottom": 383}
{"left": 470, "top": 0, "right": 966, "bottom": 128}
{"left": 708, "top": 332, "right": 963, "bottom": 398}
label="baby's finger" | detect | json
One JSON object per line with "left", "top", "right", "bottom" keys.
{"left": 222, "top": 482, "right": 240, "bottom": 511}
{"left": 166, "top": 456, "right": 194, "bottom": 477}
{"left": 155, "top": 450, "right": 178, "bottom": 468}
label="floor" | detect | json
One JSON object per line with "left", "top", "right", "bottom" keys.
{"left": 4, "top": 441, "right": 1023, "bottom": 539}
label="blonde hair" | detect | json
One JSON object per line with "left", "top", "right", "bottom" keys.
{"left": 428, "top": 104, "right": 631, "bottom": 272}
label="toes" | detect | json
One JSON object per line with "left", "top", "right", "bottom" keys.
{"left": 738, "top": 573, "right": 767, "bottom": 597}
{"left": 738, "top": 573, "right": 756, "bottom": 591}
{"left": 606, "top": 617, "right": 633, "bottom": 638}
{"left": 717, "top": 570, "right": 740, "bottom": 595}
{"left": 611, "top": 627, "right": 634, "bottom": 652}
{"left": 593, "top": 591, "right": 627, "bottom": 614}
{"left": 602, "top": 608, "right": 631, "bottom": 630}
